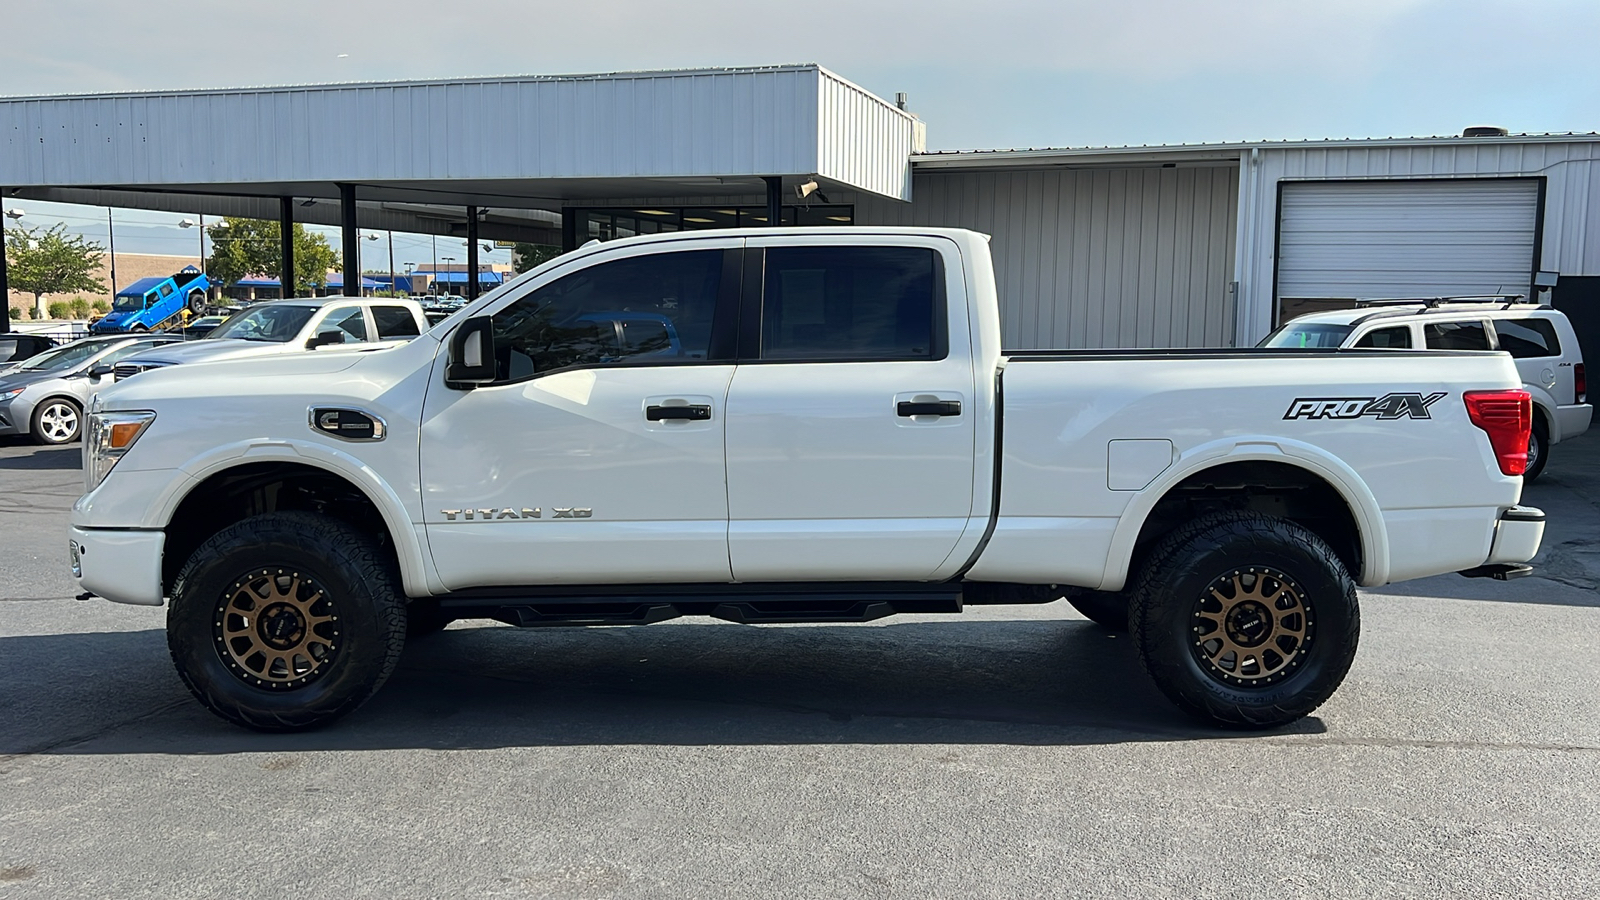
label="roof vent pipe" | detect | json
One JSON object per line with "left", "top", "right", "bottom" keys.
{"left": 1463, "top": 125, "right": 1509, "bottom": 137}
{"left": 895, "top": 92, "right": 908, "bottom": 111}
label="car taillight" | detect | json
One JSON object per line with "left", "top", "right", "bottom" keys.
{"left": 1464, "top": 390, "right": 1532, "bottom": 477}
{"left": 1576, "top": 363, "right": 1586, "bottom": 404}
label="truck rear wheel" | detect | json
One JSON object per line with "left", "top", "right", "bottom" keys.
{"left": 187, "top": 290, "right": 205, "bottom": 314}
{"left": 167, "top": 511, "right": 406, "bottom": 731}
{"left": 1128, "top": 512, "right": 1358, "bottom": 729}
{"left": 1523, "top": 417, "right": 1549, "bottom": 483}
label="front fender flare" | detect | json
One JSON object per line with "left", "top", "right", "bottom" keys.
{"left": 1096, "top": 436, "right": 1389, "bottom": 591}
{"left": 145, "top": 438, "right": 442, "bottom": 597}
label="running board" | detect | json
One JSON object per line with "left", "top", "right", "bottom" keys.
{"left": 436, "top": 583, "right": 965, "bottom": 628}
{"left": 1458, "top": 563, "right": 1534, "bottom": 581}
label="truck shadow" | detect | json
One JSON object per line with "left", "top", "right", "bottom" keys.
{"left": 0, "top": 618, "right": 1325, "bottom": 757}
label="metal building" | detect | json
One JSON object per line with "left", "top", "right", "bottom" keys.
{"left": 3, "top": 65, "right": 1599, "bottom": 357}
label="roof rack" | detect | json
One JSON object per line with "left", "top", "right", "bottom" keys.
{"left": 1354, "top": 294, "right": 1529, "bottom": 309}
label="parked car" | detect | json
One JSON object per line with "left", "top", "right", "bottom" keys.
{"left": 1261, "top": 298, "right": 1588, "bottom": 481}
{"left": 112, "top": 296, "right": 429, "bottom": 380}
{"left": 179, "top": 315, "right": 228, "bottom": 340}
{"left": 0, "top": 335, "right": 181, "bottom": 444}
{"left": 75, "top": 228, "right": 1544, "bottom": 733}
{"left": 0, "top": 332, "right": 58, "bottom": 375}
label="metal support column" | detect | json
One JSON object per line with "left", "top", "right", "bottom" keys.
{"left": 764, "top": 176, "right": 783, "bottom": 226}
{"left": 465, "top": 206, "right": 480, "bottom": 301}
{"left": 339, "top": 183, "right": 359, "bottom": 297}
{"left": 0, "top": 193, "right": 9, "bottom": 331}
{"left": 279, "top": 197, "right": 296, "bottom": 299}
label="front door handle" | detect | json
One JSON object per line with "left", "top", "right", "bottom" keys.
{"left": 897, "top": 400, "right": 962, "bottom": 417}
{"left": 646, "top": 404, "right": 712, "bottom": 421}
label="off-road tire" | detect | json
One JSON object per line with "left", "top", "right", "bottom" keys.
{"left": 30, "top": 398, "right": 82, "bottom": 445}
{"left": 168, "top": 511, "right": 407, "bottom": 731}
{"left": 1524, "top": 417, "right": 1550, "bottom": 483}
{"left": 1128, "top": 511, "right": 1359, "bottom": 729}
{"left": 405, "top": 597, "right": 455, "bottom": 639}
{"left": 186, "top": 290, "right": 206, "bottom": 315}
{"left": 1066, "top": 590, "right": 1128, "bottom": 631}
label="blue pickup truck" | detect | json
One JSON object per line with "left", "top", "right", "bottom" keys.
{"left": 89, "top": 267, "right": 211, "bottom": 334}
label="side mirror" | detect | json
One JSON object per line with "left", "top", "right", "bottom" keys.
{"left": 306, "top": 329, "right": 346, "bottom": 349}
{"left": 445, "top": 315, "right": 497, "bottom": 386}
{"left": 87, "top": 364, "right": 114, "bottom": 381}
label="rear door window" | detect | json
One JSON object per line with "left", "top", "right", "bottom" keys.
{"left": 1353, "top": 326, "right": 1412, "bottom": 349}
{"left": 759, "top": 246, "right": 942, "bottom": 361}
{"left": 0, "top": 340, "right": 17, "bottom": 362}
{"left": 1493, "top": 317, "right": 1560, "bottom": 358}
{"left": 372, "top": 305, "right": 421, "bottom": 339}
{"left": 323, "top": 306, "right": 370, "bottom": 343}
{"left": 1424, "top": 320, "right": 1491, "bottom": 350}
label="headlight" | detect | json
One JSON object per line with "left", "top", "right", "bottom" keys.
{"left": 85, "top": 410, "right": 156, "bottom": 492}
{"left": 0, "top": 388, "right": 23, "bottom": 402}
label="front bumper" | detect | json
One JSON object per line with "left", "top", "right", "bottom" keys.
{"left": 70, "top": 526, "right": 165, "bottom": 606}
{"left": 0, "top": 398, "right": 20, "bottom": 435}
{"left": 1484, "top": 505, "right": 1545, "bottom": 565}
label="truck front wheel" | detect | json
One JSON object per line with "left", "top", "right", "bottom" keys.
{"left": 1128, "top": 512, "right": 1358, "bottom": 729}
{"left": 167, "top": 511, "right": 407, "bottom": 731}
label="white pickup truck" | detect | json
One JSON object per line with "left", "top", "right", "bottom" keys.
{"left": 71, "top": 228, "right": 1545, "bottom": 732}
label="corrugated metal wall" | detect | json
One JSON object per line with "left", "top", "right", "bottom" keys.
{"left": 854, "top": 166, "right": 1239, "bottom": 348}
{"left": 1235, "top": 140, "right": 1600, "bottom": 345}
{"left": 816, "top": 71, "right": 917, "bottom": 204}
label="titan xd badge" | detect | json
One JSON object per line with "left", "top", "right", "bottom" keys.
{"left": 439, "top": 508, "right": 593, "bottom": 520}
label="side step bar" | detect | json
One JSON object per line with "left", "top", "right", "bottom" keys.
{"left": 435, "top": 583, "right": 966, "bottom": 628}
{"left": 1458, "top": 563, "right": 1534, "bottom": 581}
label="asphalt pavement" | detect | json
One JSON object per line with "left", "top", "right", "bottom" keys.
{"left": 2, "top": 435, "right": 1597, "bottom": 899}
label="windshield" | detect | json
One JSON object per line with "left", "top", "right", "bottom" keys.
{"left": 111, "top": 294, "right": 146, "bottom": 312}
{"left": 19, "top": 339, "right": 114, "bottom": 371}
{"left": 1259, "top": 322, "right": 1354, "bottom": 349}
{"left": 207, "top": 305, "right": 318, "bottom": 342}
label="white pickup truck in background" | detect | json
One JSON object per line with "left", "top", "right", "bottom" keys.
{"left": 110, "top": 296, "right": 429, "bottom": 381}
{"left": 70, "top": 228, "right": 1544, "bottom": 732}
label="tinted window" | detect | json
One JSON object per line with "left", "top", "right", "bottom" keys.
{"left": 372, "top": 306, "right": 421, "bottom": 339}
{"left": 1424, "top": 321, "right": 1491, "bottom": 350}
{"left": 1353, "top": 326, "right": 1412, "bottom": 349}
{"left": 98, "top": 340, "right": 173, "bottom": 366}
{"left": 760, "top": 246, "right": 939, "bottom": 360}
{"left": 1494, "top": 317, "right": 1560, "bottom": 358}
{"left": 209, "top": 305, "right": 317, "bottom": 342}
{"left": 323, "top": 307, "right": 369, "bottom": 342}
{"left": 491, "top": 249, "right": 722, "bottom": 381}
{"left": 159, "top": 283, "right": 173, "bottom": 298}
{"left": 0, "top": 340, "right": 17, "bottom": 362}
{"left": 1259, "top": 322, "right": 1353, "bottom": 348}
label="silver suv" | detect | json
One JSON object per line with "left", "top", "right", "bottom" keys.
{"left": 1262, "top": 298, "right": 1589, "bottom": 481}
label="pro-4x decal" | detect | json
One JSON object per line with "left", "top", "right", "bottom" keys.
{"left": 1284, "top": 392, "right": 1447, "bottom": 421}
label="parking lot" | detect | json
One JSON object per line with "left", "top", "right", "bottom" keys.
{"left": 2, "top": 437, "right": 1597, "bottom": 899}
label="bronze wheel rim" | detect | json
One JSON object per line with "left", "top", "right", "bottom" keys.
{"left": 1190, "top": 567, "right": 1314, "bottom": 688}
{"left": 214, "top": 568, "right": 341, "bottom": 689}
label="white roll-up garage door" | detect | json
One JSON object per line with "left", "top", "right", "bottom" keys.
{"left": 1276, "top": 179, "right": 1539, "bottom": 315}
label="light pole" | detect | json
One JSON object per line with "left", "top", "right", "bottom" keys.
{"left": 106, "top": 208, "right": 118, "bottom": 298}
{"left": 178, "top": 216, "right": 207, "bottom": 273}
{"left": 441, "top": 256, "right": 455, "bottom": 298}
{"left": 387, "top": 230, "right": 395, "bottom": 298}
{"left": 431, "top": 234, "right": 438, "bottom": 297}
{"left": 362, "top": 232, "right": 379, "bottom": 296}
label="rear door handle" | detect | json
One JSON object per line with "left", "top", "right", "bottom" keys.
{"left": 646, "top": 404, "right": 712, "bottom": 421}
{"left": 897, "top": 400, "right": 962, "bottom": 417}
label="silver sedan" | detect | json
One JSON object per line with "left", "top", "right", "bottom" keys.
{"left": 0, "top": 335, "right": 182, "bottom": 444}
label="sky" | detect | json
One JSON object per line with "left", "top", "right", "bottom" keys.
{"left": 3, "top": 0, "right": 1597, "bottom": 270}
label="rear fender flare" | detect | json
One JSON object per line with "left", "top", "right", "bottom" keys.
{"left": 1097, "top": 436, "right": 1389, "bottom": 591}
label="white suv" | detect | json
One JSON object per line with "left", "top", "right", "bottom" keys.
{"left": 1262, "top": 299, "right": 1589, "bottom": 481}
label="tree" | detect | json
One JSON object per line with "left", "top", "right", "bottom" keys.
{"left": 206, "top": 217, "right": 338, "bottom": 295}
{"left": 513, "top": 243, "right": 562, "bottom": 274}
{"left": 4, "top": 224, "right": 107, "bottom": 318}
